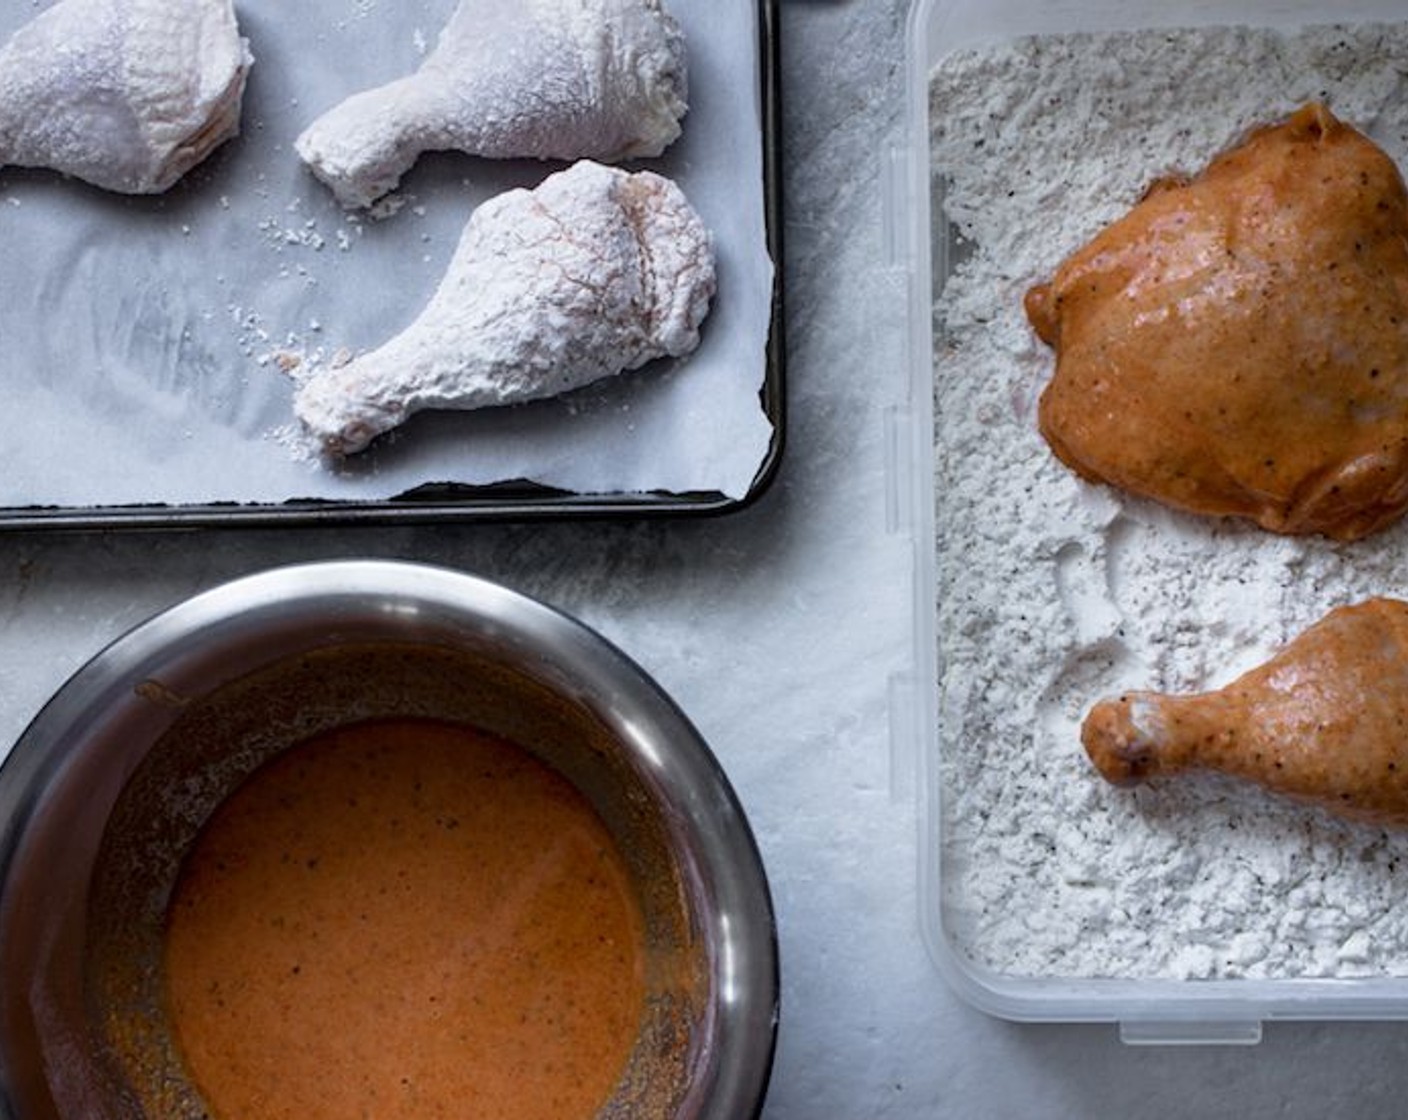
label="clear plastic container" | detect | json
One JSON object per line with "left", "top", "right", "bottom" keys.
{"left": 896, "top": 0, "right": 1408, "bottom": 1043}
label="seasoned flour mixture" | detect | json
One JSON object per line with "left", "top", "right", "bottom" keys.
{"left": 930, "top": 22, "right": 1408, "bottom": 980}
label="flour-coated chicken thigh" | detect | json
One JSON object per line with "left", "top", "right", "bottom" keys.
{"left": 0, "top": 0, "right": 250, "bottom": 193}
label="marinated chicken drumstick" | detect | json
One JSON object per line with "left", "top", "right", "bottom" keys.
{"left": 1083, "top": 598, "right": 1408, "bottom": 827}
{"left": 1028, "top": 103, "right": 1408, "bottom": 542}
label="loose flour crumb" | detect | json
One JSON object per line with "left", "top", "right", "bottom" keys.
{"left": 931, "top": 21, "right": 1408, "bottom": 981}
{"left": 367, "top": 194, "right": 408, "bottom": 221}
{"left": 257, "top": 215, "right": 327, "bottom": 252}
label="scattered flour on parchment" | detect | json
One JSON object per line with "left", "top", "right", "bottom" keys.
{"left": 931, "top": 22, "right": 1408, "bottom": 980}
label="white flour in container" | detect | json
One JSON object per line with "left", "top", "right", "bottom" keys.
{"left": 930, "top": 22, "right": 1408, "bottom": 980}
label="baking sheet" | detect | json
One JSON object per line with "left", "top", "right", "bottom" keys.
{"left": 0, "top": 0, "right": 778, "bottom": 523}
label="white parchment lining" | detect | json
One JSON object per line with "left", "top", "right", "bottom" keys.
{"left": 0, "top": 0, "right": 774, "bottom": 508}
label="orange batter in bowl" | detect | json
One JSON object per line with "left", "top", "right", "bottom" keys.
{"left": 162, "top": 717, "right": 646, "bottom": 1120}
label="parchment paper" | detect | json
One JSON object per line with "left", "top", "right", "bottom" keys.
{"left": 0, "top": 0, "right": 774, "bottom": 509}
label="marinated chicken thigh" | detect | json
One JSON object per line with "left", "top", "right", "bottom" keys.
{"left": 1028, "top": 104, "right": 1408, "bottom": 541}
{"left": 1084, "top": 598, "right": 1408, "bottom": 827}
{"left": 0, "top": 0, "right": 250, "bottom": 193}
{"left": 294, "top": 160, "right": 714, "bottom": 455}
{"left": 295, "top": 0, "right": 687, "bottom": 209}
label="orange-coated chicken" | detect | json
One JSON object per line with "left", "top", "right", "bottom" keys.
{"left": 1083, "top": 598, "right": 1408, "bottom": 827}
{"left": 1027, "top": 103, "right": 1408, "bottom": 542}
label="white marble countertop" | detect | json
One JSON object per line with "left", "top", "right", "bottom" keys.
{"left": 4, "top": 1, "right": 1408, "bottom": 1116}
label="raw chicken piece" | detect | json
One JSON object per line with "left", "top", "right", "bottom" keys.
{"left": 295, "top": 0, "right": 687, "bottom": 209}
{"left": 294, "top": 160, "right": 714, "bottom": 455}
{"left": 0, "top": 0, "right": 251, "bottom": 194}
{"left": 1083, "top": 598, "right": 1408, "bottom": 827}
{"left": 1027, "top": 104, "right": 1408, "bottom": 542}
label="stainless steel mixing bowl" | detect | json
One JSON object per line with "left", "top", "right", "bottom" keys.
{"left": 0, "top": 560, "right": 778, "bottom": 1119}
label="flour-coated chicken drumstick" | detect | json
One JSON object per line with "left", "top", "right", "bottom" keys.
{"left": 295, "top": 0, "right": 687, "bottom": 209}
{"left": 1083, "top": 598, "right": 1408, "bottom": 827}
{"left": 293, "top": 159, "right": 714, "bottom": 455}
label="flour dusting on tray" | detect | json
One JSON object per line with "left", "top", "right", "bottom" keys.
{"left": 931, "top": 21, "right": 1408, "bottom": 980}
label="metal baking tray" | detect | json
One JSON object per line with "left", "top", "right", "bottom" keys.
{"left": 0, "top": 0, "right": 782, "bottom": 530}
